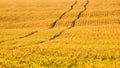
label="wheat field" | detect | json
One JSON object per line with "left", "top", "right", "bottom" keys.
{"left": 0, "top": 0, "right": 120, "bottom": 68}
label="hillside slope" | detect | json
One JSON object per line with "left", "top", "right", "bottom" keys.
{"left": 0, "top": 0, "right": 120, "bottom": 68}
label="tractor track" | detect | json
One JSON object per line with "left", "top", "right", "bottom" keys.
{"left": 49, "top": 1, "right": 77, "bottom": 28}
{"left": 39, "top": 0, "right": 89, "bottom": 43}
{"left": 15, "top": 31, "right": 38, "bottom": 39}
{"left": 70, "top": 0, "right": 89, "bottom": 27}
{"left": 0, "top": 1, "right": 77, "bottom": 45}
{"left": 0, "top": 31, "right": 38, "bottom": 44}
{"left": 0, "top": 41, "right": 5, "bottom": 44}
{"left": 0, "top": 0, "right": 89, "bottom": 45}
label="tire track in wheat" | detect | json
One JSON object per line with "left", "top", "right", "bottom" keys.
{"left": 0, "top": 41, "right": 5, "bottom": 44}
{"left": 15, "top": 31, "right": 38, "bottom": 39}
{"left": 0, "top": 1, "right": 77, "bottom": 45}
{"left": 0, "top": 31, "right": 38, "bottom": 44}
{"left": 38, "top": 0, "right": 89, "bottom": 43}
{"left": 70, "top": 0, "right": 89, "bottom": 27}
{"left": 49, "top": 1, "right": 77, "bottom": 28}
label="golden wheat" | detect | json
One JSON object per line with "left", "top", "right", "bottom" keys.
{"left": 0, "top": 0, "right": 120, "bottom": 68}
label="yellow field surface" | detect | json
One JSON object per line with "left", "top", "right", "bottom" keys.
{"left": 0, "top": 0, "right": 120, "bottom": 68}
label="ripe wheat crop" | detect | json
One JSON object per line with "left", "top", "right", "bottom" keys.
{"left": 0, "top": 0, "right": 120, "bottom": 68}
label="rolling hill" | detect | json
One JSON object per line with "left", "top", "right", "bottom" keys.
{"left": 0, "top": 0, "right": 120, "bottom": 68}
